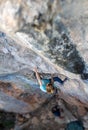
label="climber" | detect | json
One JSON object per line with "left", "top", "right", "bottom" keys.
{"left": 34, "top": 67, "right": 67, "bottom": 94}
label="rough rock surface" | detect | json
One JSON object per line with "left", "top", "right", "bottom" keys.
{"left": 0, "top": 0, "right": 88, "bottom": 130}
{"left": 0, "top": 0, "right": 88, "bottom": 73}
{"left": 0, "top": 31, "right": 88, "bottom": 130}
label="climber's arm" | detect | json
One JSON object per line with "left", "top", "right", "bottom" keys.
{"left": 34, "top": 68, "right": 42, "bottom": 86}
{"left": 51, "top": 74, "right": 54, "bottom": 85}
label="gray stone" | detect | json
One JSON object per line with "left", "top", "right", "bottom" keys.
{"left": 31, "top": 117, "right": 39, "bottom": 125}
{"left": 0, "top": 91, "right": 32, "bottom": 113}
{"left": 0, "top": 0, "right": 88, "bottom": 129}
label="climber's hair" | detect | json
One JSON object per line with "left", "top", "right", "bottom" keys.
{"left": 46, "top": 83, "right": 55, "bottom": 94}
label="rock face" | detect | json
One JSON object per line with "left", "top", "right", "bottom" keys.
{"left": 0, "top": 31, "right": 88, "bottom": 129}
{"left": 0, "top": 0, "right": 88, "bottom": 74}
{"left": 0, "top": 91, "right": 32, "bottom": 114}
{"left": 0, "top": 0, "right": 88, "bottom": 129}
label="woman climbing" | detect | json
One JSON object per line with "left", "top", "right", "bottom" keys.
{"left": 34, "top": 67, "right": 67, "bottom": 94}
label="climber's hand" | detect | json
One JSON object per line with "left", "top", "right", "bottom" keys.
{"left": 33, "top": 67, "right": 38, "bottom": 72}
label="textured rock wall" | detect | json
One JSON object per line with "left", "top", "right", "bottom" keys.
{"left": 0, "top": 0, "right": 88, "bottom": 74}
{"left": 0, "top": 0, "right": 88, "bottom": 129}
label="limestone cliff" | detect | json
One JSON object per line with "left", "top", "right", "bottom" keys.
{"left": 0, "top": 0, "right": 88, "bottom": 130}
